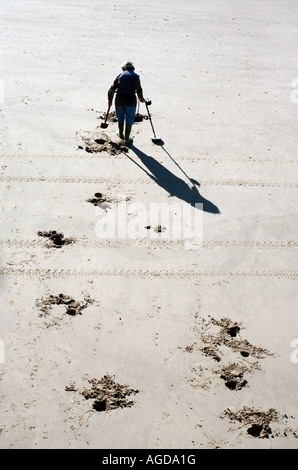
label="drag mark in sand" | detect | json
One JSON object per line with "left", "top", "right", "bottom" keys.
{"left": 1, "top": 175, "right": 297, "bottom": 188}
{"left": 1, "top": 239, "right": 297, "bottom": 250}
{"left": 2, "top": 154, "right": 297, "bottom": 164}
{"left": 1, "top": 267, "right": 297, "bottom": 280}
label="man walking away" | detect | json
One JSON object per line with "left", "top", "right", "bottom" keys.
{"left": 108, "top": 61, "right": 145, "bottom": 144}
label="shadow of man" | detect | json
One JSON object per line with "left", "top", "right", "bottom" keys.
{"left": 126, "top": 144, "right": 220, "bottom": 214}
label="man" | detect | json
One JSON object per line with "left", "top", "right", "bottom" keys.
{"left": 108, "top": 61, "right": 145, "bottom": 143}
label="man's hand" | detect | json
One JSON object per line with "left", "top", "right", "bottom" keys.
{"left": 139, "top": 97, "right": 145, "bottom": 103}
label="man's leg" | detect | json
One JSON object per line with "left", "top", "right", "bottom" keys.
{"left": 115, "top": 106, "right": 125, "bottom": 139}
{"left": 125, "top": 107, "right": 136, "bottom": 143}
{"left": 125, "top": 124, "right": 132, "bottom": 143}
{"left": 118, "top": 122, "right": 124, "bottom": 139}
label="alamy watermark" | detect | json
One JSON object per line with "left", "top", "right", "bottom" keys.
{"left": 290, "top": 339, "right": 298, "bottom": 364}
{"left": 95, "top": 201, "right": 203, "bottom": 245}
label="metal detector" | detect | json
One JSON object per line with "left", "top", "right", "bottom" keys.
{"left": 145, "top": 99, "right": 162, "bottom": 143}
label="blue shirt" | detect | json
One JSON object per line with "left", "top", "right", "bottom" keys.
{"left": 110, "top": 70, "right": 143, "bottom": 107}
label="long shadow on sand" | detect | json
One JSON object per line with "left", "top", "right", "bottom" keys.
{"left": 125, "top": 144, "right": 220, "bottom": 214}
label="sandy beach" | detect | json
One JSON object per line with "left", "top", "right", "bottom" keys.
{"left": 0, "top": 0, "right": 297, "bottom": 449}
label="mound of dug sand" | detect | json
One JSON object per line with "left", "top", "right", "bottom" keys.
{"left": 223, "top": 407, "right": 297, "bottom": 439}
{"left": 77, "top": 131, "right": 128, "bottom": 154}
{"left": 37, "top": 230, "right": 75, "bottom": 248}
{"left": 36, "top": 292, "right": 94, "bottom": 317}
{"left": 81, "top": 375, "right": 139, "bottom": 412}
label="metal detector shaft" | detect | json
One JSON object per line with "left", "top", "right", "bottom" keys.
{"left": 145, "top": 102, "right": 157, "bottom": 137}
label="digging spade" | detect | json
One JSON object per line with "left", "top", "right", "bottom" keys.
{"left": 134, "top": 101, "right": 143, "bottom": 122}
{"left": 100, "top": 104, "right": 111, "bottom": 129}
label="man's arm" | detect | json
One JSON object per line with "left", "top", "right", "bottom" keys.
{"left": 135, "top": 76, "right": 145, "bottom": 102}
{"left": 108, "top": 78, "right": 118, "bottom": 105}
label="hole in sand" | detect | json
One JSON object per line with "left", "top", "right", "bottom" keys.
{"left": 223, "top": 406, "right": 280, "bottom": 439}
{"left": 226, "top": 326, "right": 240, "bottom": 337}
{"left": 94, "top": 138, "right": 106, "bottom": 145}
{"left": 219, "top": 363, "right": 249, "bottom": 390}
{"left": 247, "top": 423, "right": 271, "bottom": 438}
{"left": 86, "top": 192, "right": 113, "bottom": 206}
{"left": 154, "top": 225, "right": 166, "bottom": 233}
{"left": 93, "top": 399, "right": 107, "bottom": 412}
{"left": 82, "top": 375, "right": 139, "bottom": 412}
{"left": 38, "top": 230, "right": 75, "bottom": 248}
{"left": 224, "top": 378, "right": 247, "bottom": 391}
{"left": 66, "top": 307, "right": 78, "bottom": 316}
{"left": 240, "top": 350, "right": 250, "bottom": 357}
